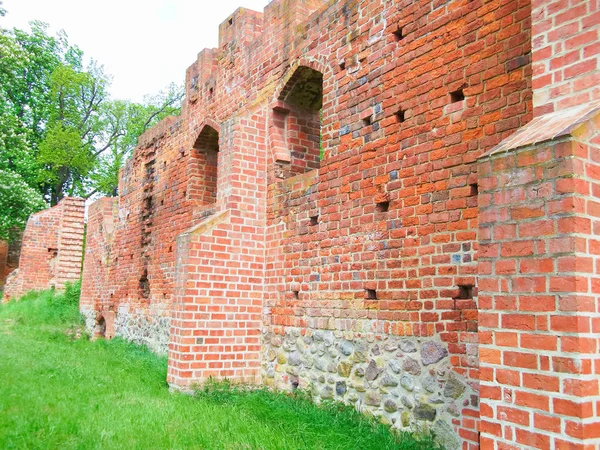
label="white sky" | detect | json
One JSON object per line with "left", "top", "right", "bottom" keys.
{"left": 1, "top": 0, "right": 270, "bottom": 102}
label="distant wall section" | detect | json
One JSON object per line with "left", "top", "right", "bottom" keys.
{"left": 3, "top": 197, "right": 85, "bottom": 301}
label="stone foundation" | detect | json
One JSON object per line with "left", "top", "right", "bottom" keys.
{"left": 82, "top": 306, "right": 170, "bottom": 355}
{"left": 263, "top": 328, "right": 475, "bottom": 449}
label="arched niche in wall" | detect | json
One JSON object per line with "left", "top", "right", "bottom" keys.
{"left": 271, "top": 65, "right": 323, "bottom": 179}
{"left": 94, "top": 315, "right": 106, "bottom": 338}
{"left": 190, "top": 124, "right": 220, "bottom": 205}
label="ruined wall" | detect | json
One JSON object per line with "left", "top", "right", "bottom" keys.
{"left": 80, "top": 0, "right": 535, "bottom": 446}
{"left": 3, "top": 197, "right": 85, "bottom": 301}
{"left": 0, "top": 236, "right": 23, "bottom": 293}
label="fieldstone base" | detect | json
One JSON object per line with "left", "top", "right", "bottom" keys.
{"left": 81, "top": 305, "right": 170, "bottom": 355}
{"left": 263, "top": 328, "right": 476, "bottom": 450}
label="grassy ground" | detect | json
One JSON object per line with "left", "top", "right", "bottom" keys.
{"left": 0, "top": 285, "right": 441, "bottom": 450}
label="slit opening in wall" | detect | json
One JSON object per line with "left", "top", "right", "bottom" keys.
{"left": 228, "top": 18, "right": 233, "bottom": 25}
{"left": 456, "top": 284, "right": 474, "bottom": 299}
{"left": 292, "top": 290, "right": 300, "bottom": 299}
{"left": 310, "top": 215, "right": 319, "bottom": 226}
{"left": 290, "top": 376, "right": 299, "bottom": 391}
{"left": 393, "top": 26, "right": 404, "bottom": 42}
{"left": 470, "top": 183, "right": 478, "bottom": 196}
{"left": 365, "top": 289, "right": 377, "bottom": 300}
{"left": 450, "top": 89, "right": 465, "bottom": 103}
{"left": 362, "top": 116, "right": 372, "bottom": 127}
{"left": 375, "top": 201, "right": 389, "bottom": 213}
{"left": 395, "top": 109, "right": 405, "bottom": 123}
{"left": 339, "top": 60, "right": 346, "bottom": 71}
{"left": 139, "top": 269, "right": 150, "bottom": 299}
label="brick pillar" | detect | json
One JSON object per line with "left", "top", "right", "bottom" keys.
{"left": 478, "top": 105, "right": 600, "bottom": 449}
{"left": 168, "top": 112, "right": 267, "bottom": 389}
{"left": 80, "top": 197, "right": 117, "bottom": 331}
{"left": 55, "top": 197, "right": 85, "bottom": 289}
{"left": 531, "top": 0, "right": 600, "bottom": 115}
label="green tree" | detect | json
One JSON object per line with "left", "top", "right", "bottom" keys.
{"left": 37, "top": 62, "right": 111, "bottom": 204}
{"left": 90, "top": 83, "right": 184, "bottom": 197}
{"left": 0, "top": 170, "right": 45, "bottom": 241}
{"left": 0, "top": 21, "right": 84, "bottom": 191}
{"left": 0, "top": 11, "right": 184, "bottom": 236}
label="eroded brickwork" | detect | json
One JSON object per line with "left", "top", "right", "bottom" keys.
{"left": 79, "top": 0, "right": 600, "bottom": 448}
{"left": 0, "top": 241, "right": 7, "bottom": 292}
{"left": 3, "top": 197, "right": 85, "bottom": 301}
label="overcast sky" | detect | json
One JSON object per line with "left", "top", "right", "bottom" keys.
{"left": 2, "top": 0, "right": 269, "bottom": 102}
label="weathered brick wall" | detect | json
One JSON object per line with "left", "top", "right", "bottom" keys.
{"left": 1, "top": 235, "right": 24, "bottom": 292}
{"left": 77, "top": 0, "right": 557, "bottom": 447}
{"left": 478, "top": 105, "right": 600, "bottom": 449}
{"left": 531, "top": 0, "right": 600, "bottom": 115}
{"left": 3, "top": 197, "right": 85, "bottom": 301}
{"left": 0, "top": 241, "right": 7, "bottom": 291}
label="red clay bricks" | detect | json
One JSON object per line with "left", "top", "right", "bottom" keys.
{"left": 3, "top": 197, "right": 84, "bottom": 301}
{"left": 74, "top": 0, "right": 600, "bottom": 448}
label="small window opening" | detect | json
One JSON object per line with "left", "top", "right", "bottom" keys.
{"left": 209, "top": 87, "right": 214, "bottom": 96}
{"left": 450, "top": 89, "right": 465, "bottom": 103}
{"left": 95, "top": 316, "right": 106, "bottom": 338}
{"left": 362, "top": 116, "right": 372, "bottom": 127}
{"left": 310, "top": 215, "right": 319, "bottom": 226}
{"left": 293, "top": 290, "right": 300, "bottom": 299}
{"left": 470, "top": 183, "right": 478, "bottom": 196}
{"left": 375, "top": 201, "right": 390, "bottom": 212}
{"left": 393, "top": 26, "right": 404, "bottom": 41}
{"left": 395, "top": 109, "right": 405, "bottom": 123}
{"left": 228, "top": 18, "right": 233, "bottom": 25}
{"left": 290, "top": 376, "right": 299, "bottom": 391}
{"left": 339, "top": 60, "right": 346, "bottom": 71}
{"left": 139, "top": 269, "right": 150, "bottom": 299}
{"left": 456, "top": 285, "right": 474, "bottom": 299}
{"left": 365, "top": 289, "right": 377, "bottom": 300}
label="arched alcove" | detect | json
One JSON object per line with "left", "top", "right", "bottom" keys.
{"left": 190, "top": 125, "right": 219, "bottom": 204}
{"left": 94, "top": 315, "right": 106, "bottom": 338}
{"left": 272, "top": 65, "right": 323, "bottom": 178}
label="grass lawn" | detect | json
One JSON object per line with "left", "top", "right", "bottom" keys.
{"left": 0, "top": 285, "right": 441, "bottom": 450}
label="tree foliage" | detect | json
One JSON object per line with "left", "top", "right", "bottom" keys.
{"left": 0, "top": 10, "right": 183, "bottom": 238}
{"left": 0, "top": 169, "right": 45, "bottom": 241}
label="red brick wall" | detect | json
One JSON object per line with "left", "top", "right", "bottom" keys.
{"left": 531, "top": 0, "right": 600, "bottom": 115}
{"left": 478, "top": 107, "right": 600, "bottom": 449}
{"left": 0, "top": 240, "right": 7, "bottom": 291}
{"left": 3, "top": 197, "right": 85, "bottom": 301}
{"left": 80, "top": 0, "right": 537, "bottom": 446}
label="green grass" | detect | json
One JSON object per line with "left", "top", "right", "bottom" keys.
{"left": 0, "top": 285, "right": 441, "bottom": 450}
